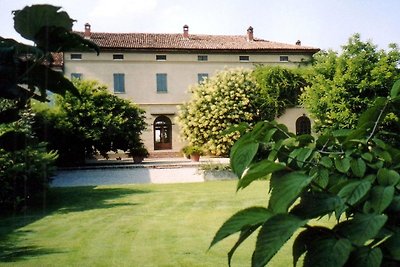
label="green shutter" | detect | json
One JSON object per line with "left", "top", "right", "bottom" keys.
{"left": 113, "top": 73, "right": 125, "bottom": 93}
{"left": 156, "top": 73, "right": 167, "bottom": 92}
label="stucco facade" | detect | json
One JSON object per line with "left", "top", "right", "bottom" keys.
{"left": 63, "top": 25, "right": 319, "bottom": 154}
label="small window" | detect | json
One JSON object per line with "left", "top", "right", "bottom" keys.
{"left": 239, "top": 55, "right": 249, "bottom": 61}
{"left": 70, "top": 53, "right": 82, "bottom": 60}
{"left": 156, "top": 55, "right": 167, "bottom": 61}
{"left": 198, "top": 73, "right": 209, "bottom": 84}
{"left": 280, "top": 56, "right": 289, "bottom": 62}
{"left": 113, "top": 54, "right": 124, "bottom": 60}
{"left": 71, "top": 73, "right": 82, "bottom": 80}
{"left": 156, "top": 73, "right": 168, "bottom": 93}
{"left": 296, "top": 115, "right": 311, "bottom": 135}
{"left": 113, "top": 73, "right": 125, "bottom": 93}
{"left": 198, "top": 55, "right": 208, "bottom": 61}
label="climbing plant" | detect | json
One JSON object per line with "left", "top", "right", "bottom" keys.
{"left": 210, "top": 79, "right": 400, "bottom": 267}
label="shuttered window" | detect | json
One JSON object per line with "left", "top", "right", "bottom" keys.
{"left": 113, "top": 73, "right": 125, "bottom": 93}
{"left": 156, "top": 73, "right": 168, "bottom": 93}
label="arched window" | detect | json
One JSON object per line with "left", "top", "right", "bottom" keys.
{"left": 296, "top": 114, "right": 311, "bottom": 135}
{"left": 154, "top": 116, "right": 172, "bottom": 150}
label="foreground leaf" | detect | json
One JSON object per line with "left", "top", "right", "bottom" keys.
{"left": 346, "top": 247, "right": 383, "bottom": 267}
{"left": 230, "top": 137, "right": 259, "bottom": 178}
{"left": 13, "top": 4, "right": 74, "bottom": 41}
{"left": 291, "top": 191, "right": 344, "bottom": 219}
{"left": 210, "top": 207, "right": 272, "bottom": 248}
{"left": 363, "top": 186, "right": 394, "bottom": 214}
{"left": 269, "top": 171, "right": 313, "bottom": 213}
{"left": 334, "top": 213, "right": 387, "bottom": 246}
{"left": 237, "top": 160, "right": 286, "bottom": 190}
{"left": 252, "top": 214, "right": 307, "bottom": 267}
{"left": 303, "top": 237, "right": 352, "bottom": 267}
{"left": 293, "top": 226, "right": 332, "bottom": 267}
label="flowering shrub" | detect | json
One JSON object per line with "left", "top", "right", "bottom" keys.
{"left": 178, "top": 69, "right": 261, "bottom": 156}
{"left": 178, "top": 67, "right": 308, "bottom": 156}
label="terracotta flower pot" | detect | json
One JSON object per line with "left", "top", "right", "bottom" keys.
{"left": 190, "top": 153, "right": 200, "bottom": 162}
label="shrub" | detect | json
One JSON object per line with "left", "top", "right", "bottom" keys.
{"left": 178, "top": 67, "right": 309, "bottom": 156}
{"left": 178, "top": 69, "right": 260, "bottom": 156}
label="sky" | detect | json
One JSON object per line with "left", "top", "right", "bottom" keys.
{"left": 1, "top": 0, "right": 399, "bottom": 51}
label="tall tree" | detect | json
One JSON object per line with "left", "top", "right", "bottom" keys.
{"left": 301, "top": 34, "right": 400, "bottom": 132}
{"left": 34, "top": 80, "right": 147, "bottom": 165}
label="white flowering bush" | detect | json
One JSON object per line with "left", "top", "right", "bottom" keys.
{"left": 178, "top": 69, "right": 261, "bottom": 156}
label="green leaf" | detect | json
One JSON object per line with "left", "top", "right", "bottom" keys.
{"left": 230, "top": 137, "right": 259, "bottom": 178}
{"left": 363, "top": 186, "right": 394, "bottom": 214}
{"left": 13, "top": 5, "right": 74, "bottom": 41}
{"left": 351, "top": 158, "right": 366, "bottom": 178}
{"left": 293, "top": 227, "right": 332, "bottom": 267}
{"left": 346, "top": 247, "right": 383, "bottom": 267}
{"left": 335, "top": 157, "right": 351, "bottom": 173}
{"left": 382, "top": 228, "right": 400, "bottom": 261}
{"left": 390, "top": 79, "right": 400, "bottom": 99}
{"left": 313, "top": 167, "right": 329, "bottom": 189}
{"left": 291, "top": 191, "right": 344, "bottom": 219}
{"left": 237, "top": 160, "right": 286, "bottom": 190}
{"left": 361, "top": 152, "right": 373, "bottom": 162}
{"left": 227, "top": 224, "right": 261, "bottom": 267}
{"left": 303, "top": 237, "right": 352, "bottom": 267}
{"left": 377, "top": 168, "right": 400, "bottom": 186}
{"left": 252, "top": 214, "right": 307, "bottom": 267}
{"left": 269, "top": 171, "right": 313, "bottom": 213}
{"left": 337, "top": 180, "right": 371, "bottom": 207}
{"left": 320, "top": 156, "right": 333, "bottom": 168}
{"left": 210, "top": 207, "right": 272, "bottom": 248}
{"left": 296, "top": 147, "right": 314, "bottom": 168}
{"left": 334, "top": 213, "right": 387, "bottom": 246}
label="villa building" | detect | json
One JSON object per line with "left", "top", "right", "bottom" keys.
{"left": 63, "top": 24, "right": 319, "bottom": 154}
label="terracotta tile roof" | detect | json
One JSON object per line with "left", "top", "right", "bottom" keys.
{"left": 75, "top": 31, "right": 319, "bottom": 53}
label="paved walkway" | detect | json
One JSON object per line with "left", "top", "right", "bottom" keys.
{"left": 51, "top": 157, "right": 230, "bottom": 187}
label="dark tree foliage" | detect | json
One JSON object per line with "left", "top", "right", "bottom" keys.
{"left": 0, "top": 5, "right": 98, "bottom": 212}
{"left": 34, "top": 80, "right": 147, "bottom": 166}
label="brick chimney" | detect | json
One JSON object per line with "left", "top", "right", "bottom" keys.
{"left": 183, "top": 25, "right": 189, "bottom": 39}
{"left": 84, "top": 23, "right": 91, "bottom": 39}
{"left": 247, "top": 26, "right": 254, "bottom": 42}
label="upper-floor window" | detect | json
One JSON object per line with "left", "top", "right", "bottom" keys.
{"left": 198, "top": 55, "right": 208, "bottom": 61}
{"left": 156, "top": 55, "right": 167, "bottom": 61}
{"left": 113, "top": 73, "right": 125, "bottom": 93}
{"left": 113, "top": 54, "right": 124, "bottom": 60}
{"left": 156, "top": 73, "right": 168, "bottom": 93}
{"left": 70, "top": 53, "right": 82, "bottom": 60}
{"left": 198, "top": 73, "right": 209, "bottom": 84}
{"left": 239, "top": 55, "right": 250, "bottom": 61}
{"left": 71, "top": 73, "right": 82, "bottom": 80}
{"left": 280, "top": 56, "right": 289, "bottom": 62}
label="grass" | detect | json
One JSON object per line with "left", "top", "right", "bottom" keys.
{"left": 0, "top": 181, "right": 332, "bottom": 266}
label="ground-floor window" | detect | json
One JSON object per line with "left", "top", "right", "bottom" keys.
{"left": 154, "top": 115, "right": 172, "bottom": 150}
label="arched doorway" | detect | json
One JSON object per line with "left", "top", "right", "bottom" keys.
{"left": 296, "top": 114, "right": 311, "bottom": 135}
{"left": 154, "top": 115, "right": 172, "bottom": 150}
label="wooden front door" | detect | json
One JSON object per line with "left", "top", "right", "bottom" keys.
{"left": 154, "top": 116, "right": 172, "bottom": 150}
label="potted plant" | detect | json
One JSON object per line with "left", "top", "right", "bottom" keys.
{"left": 186, "top": 145, "right": 204, "bottom": 162}
{"left": 181, "top": 145, "right": 191, "bottom": 159}
{"left": 129, "top": 144, "right": 149, "bottom": 164}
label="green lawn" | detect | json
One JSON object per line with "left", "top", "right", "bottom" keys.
{"left": 0, "top": 180, "right": 330, "bottom": 267}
